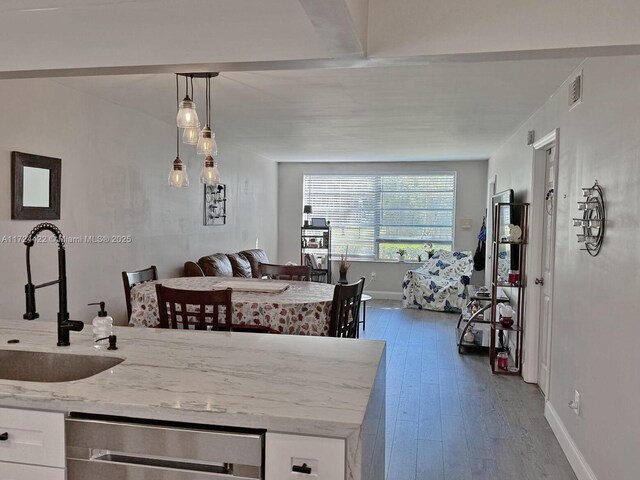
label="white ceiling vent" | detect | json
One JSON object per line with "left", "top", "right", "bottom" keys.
{"left": 569, "top": 72, "right": 582, "bottom": 108}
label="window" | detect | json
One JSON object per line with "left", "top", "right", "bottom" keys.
{"left": 303, "top": 173, "right": 456, "bottom": 261}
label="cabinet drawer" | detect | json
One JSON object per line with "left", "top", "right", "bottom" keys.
{"left": 66, "top": 416, "right": 263, "bottom": 467}
{"left": 0, "top": 461, "right": 65, "bottom": 480}
{"left": 265, "top": 433, "right": 345, "bottom": 480}
{"left": 68, "top": 458, "right": 256, "bottom": 480}
{"left": 0, "top": 407, "right": 65, "bottom": 468}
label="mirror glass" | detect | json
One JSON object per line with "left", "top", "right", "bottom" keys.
{"left": 22, "top": 166, "right": 50, "bottom": 208}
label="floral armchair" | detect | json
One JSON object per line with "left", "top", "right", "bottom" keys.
{"left": 402, "top": 250, "right": 473, "bottom": 312}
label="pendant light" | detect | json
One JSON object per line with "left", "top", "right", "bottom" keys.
{"left": 169, "top": 75, "right": 189, "bottom": 188}
{"left": 183, "top": 122, "right": 200, "bottom": 145}
{"left": 182, "top": 77, "right": 199, "bottom": 144}
{"left": 176, "top": 75, "right": 199, "bottom": 128}
{"left": 200, "top": 155, "right": 220, "bottom": 185}
{"left": 197, "top": 75, "right": 218, "bottom": 156}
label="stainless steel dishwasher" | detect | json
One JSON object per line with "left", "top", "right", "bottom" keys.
{"left": 66, "top": 413, "right": 264, "bottom": 479}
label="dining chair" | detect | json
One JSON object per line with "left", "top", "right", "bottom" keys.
{"left": 155, "top": 284, "right": 232, "bottom": 331}
{"left": 258, "top": 263, "right": 311, "bottom": 281}
{"left": 328, "top": 277, "right": 365, "bottom": 338}
{"left": 122, "top": 265, "right": 158, "bottom": 320}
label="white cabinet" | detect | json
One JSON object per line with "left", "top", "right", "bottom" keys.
{"left": 0, "top": 461, "right": 65, "bottom": 480}
{"left": 0, "top": 407, "right": 65, "bottom": 476}
{"left": 265, "top": 432, "right": 345, "bottom": 480}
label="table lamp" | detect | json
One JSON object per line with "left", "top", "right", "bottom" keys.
{"left": 303, "top": 205, "right": 312, "bottom": 227}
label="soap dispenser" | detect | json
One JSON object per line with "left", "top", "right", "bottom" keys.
{"left": 89, "top": 302, "right": 113, "bottom": 350}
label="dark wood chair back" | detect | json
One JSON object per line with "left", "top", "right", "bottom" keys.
{"left": 155, "top": 284, "right": 232, "bottom": 331}
{"left": 329, "top": 277, "right": 365, "bottom": 338}
{"left": 258, "top": 263, "right": 311, "bottom": 281}
{"left": 122, "top": 265, "right": 158, "bottom": 320}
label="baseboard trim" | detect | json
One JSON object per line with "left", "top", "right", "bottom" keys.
{"left": 363, "top": 290, "right": 403, "bottom": 300}
{"left": 545, "top": 402, "right": 598, "bottom": 480}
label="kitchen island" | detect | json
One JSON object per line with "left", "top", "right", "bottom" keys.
{"left": 0, "top": 320, "right": 385, "bottom": 480}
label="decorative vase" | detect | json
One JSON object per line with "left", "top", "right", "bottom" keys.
{"left": 338, "top": 270, "right": 348, "bottom": 285}
{"left": 399, "top": 255, "right": 405, "bottom": 262}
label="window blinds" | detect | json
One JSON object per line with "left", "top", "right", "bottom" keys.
{"left": 303, "top": 173, "right": 456, "bottom": 260}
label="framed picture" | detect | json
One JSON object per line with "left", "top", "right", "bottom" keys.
{"left": 204, "top": 184, "right": 227, "bottom": 226}
{"left": 311, "top": 217, "right": 327, "bottom": 227}
{"left": 11, "top": 151, "right": 61, "bottom": 220}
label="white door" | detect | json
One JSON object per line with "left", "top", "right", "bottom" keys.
{"left": 537, "top": 146, "right": 556, "bottom": 397}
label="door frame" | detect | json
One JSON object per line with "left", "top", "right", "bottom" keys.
{"left": 523, "top": 129, "right": 559, "bottom": 388}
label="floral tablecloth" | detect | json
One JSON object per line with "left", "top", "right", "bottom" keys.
{"left": 129, "top": 277, "right": 335, "bottom": 335}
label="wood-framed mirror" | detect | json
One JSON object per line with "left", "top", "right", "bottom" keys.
{"left": 11, "top": 151, "right": 61, "bottom": 220}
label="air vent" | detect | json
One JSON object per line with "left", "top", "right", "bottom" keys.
{"left": 569, "top": 73, "right": 582, "bottom": 108}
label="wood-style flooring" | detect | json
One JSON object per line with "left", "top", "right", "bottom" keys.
{"left": 359, "top": 300, "right": 577, "bottom": 480}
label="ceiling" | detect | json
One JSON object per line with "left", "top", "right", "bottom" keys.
{"left": 0, "top": 0, "right": 329, "bottom": 72}
{"left": 54, "top": 58, "right": 583, "bottom": 162}
{"left": 0, "top": 0, "right": 587, "bottom": 163}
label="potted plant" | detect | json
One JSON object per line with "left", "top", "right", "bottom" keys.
{"left": 397, "top": 248, "right": 407, "bottom": 262}
{"left": 424, "top": 242, "right": 436, "bottom": 259}
{"left": 339, "top": 246, "right": 351, "bottom": 284}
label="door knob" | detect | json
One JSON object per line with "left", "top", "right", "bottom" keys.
{"left": 535, "top": 278, "right": 544, "bottom": 285}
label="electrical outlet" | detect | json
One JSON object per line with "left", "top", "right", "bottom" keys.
{"left": 370, "top": 272, "right": 376, "bottom": 282}
{"left": 569, "top": 390, "right": 581, "bottom": 416}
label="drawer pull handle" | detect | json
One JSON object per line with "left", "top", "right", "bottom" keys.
{"left": 0, "top": 432, "right": 8, "bottom": 441}
{"left": 292, "top": 463, "right": 312, "bottom": 474}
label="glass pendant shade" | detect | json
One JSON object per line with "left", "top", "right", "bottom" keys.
{"left": 182, "top": 122, "right": 200, "bottom": 145}
{"left": 176, "top": 97, "right": 198, "bottom": 128}
{"left": 168, "top": 157, "right": 189, "bottom": 188}
{"left": 200, "top": 155, "right": 220, "bottom": 185}
{"left": 210, "top": 132, "right": 218, "bottom": 156}
{"left": 197, "top": 126, "right": 213, "bottom": 155}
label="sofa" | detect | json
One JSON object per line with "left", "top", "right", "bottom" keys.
{"left": 402, "top": 250, "right": 473, "bottom": 312}
{"left": 184, "top": 249, "right": 269, "bottom": 278}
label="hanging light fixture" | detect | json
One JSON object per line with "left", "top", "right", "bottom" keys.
{"left": 183, "top": 122, "right": 200, "bottom": 145}
{"left": 197, "top": 74, "right": 219, "bottom": 156}
{"left": 176, "top": 75, "right": 199, "bottom": 128}
{"left": 169, "top": 75, "right": 189, "bottom": 188}
{"left": 182, "top": 77, "right": 199, "bottom": 144}
{"left": 200, "top": 155, "right": 220, "bottom": 185}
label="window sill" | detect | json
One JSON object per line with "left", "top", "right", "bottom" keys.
{"left": 329, "top": 258, "right": 425, "bottom": 265}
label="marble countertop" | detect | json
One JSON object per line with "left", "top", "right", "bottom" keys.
{"left": 0, "top": 319, "right": 385, "bottom": 439}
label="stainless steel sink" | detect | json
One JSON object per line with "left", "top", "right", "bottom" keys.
{"left": 0, "top": 350, "right": 124, "bottom": 382}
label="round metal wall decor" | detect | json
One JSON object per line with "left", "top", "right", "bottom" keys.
{"left": 573, "top": 181, "right": 605, "bottom": 256}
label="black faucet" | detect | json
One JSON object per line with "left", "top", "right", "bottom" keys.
{"left": 23, "top": 223, "right": 84, "bottom": 346}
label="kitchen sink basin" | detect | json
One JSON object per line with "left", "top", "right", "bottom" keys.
{"left": 0, "top": 350, "right": 124, "bottom": 382}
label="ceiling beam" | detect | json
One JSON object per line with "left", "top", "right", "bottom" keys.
{"left": 2, "top": 44, "right": 640, "bottom": 80}
{"left": 297, "top": 0, "right": 366, "bottom": 58}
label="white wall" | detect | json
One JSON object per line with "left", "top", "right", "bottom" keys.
{"left": 278, "top": 161, "right": 487, "bottom": 297}
{"left": 488, "top": 56, "right": 640, "bottom": 479}
{"left": 0, "top": 79, "right": 278, "bottom": 326}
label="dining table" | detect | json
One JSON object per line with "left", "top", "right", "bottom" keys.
{"left": 128, "top": 276, "right": 337, "bottom": 335}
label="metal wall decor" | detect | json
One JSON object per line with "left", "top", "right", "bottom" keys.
{"left": 204, "top": 184, "right": 226, "bottom": 226}
{"left": 573, "top": 180, "right": 605, "bottom": 256}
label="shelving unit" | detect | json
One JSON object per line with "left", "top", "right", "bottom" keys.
{"left": 300, "top": 226, "right": 331, "bottom": 283}
{"left": 456, "top": 286, "right": 509, "bottom": 353}
{"left": 489, "top": 202, "right": 529, "bottom": 375}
